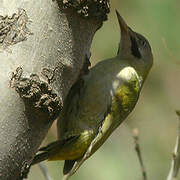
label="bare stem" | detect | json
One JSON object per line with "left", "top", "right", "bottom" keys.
{"left": 167, "top": 111, "right": 180, "bottom": 180}
{"left": 62, "top": 174, "right": 69, "bottom": 180}
{"left": 38, "top": 163, "right": 53, "bottom": 180}
{"left": 133, "top": 128, "right": 147, "bottom": 180}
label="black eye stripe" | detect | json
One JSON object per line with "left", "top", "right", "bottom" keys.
{"left": 130, "top": 36, "right": 141, "bottom": 59}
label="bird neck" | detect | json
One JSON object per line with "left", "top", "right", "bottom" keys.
{"left": 117, "top": 56, "right": 150, "bottom": 84}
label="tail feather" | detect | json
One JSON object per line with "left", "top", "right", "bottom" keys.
{"left": 32, "top": 136, "right": 80, "bottom": 166}
{"left": 31, "top": 151, "right": 50, "bottom": 165}
{"left": 31, "top": 140, "right": 65, "bottom": 165}
{"left": 63, "top": 160, "right": 76, "bottom": 175}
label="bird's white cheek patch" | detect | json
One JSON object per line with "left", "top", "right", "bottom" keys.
{"left": 118, "top": 66, "right": 139, "bottom": 82}
{"left": 112, "top": 66, "right": 139, "bottom": 93}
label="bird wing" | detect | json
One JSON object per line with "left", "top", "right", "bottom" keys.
{"left": 57, "top": 59, "right": 124, "bottom": 139}
{"left": 57, "top": 74, "right": 113, "bottom": 140}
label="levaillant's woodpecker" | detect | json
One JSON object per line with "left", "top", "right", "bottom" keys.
{"left": 32, "top": 10, "right": 153, "bottom": 179}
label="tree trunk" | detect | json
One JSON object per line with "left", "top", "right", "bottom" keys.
{"left": 0, "top": 0, "right": 109, "bottom": 179}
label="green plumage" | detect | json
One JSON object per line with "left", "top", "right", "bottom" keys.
{"left": 57, "top": 58, "right": 142, "bottom": 153}
{"left": 32, "top": 10, "right": 153, "bottom": 179}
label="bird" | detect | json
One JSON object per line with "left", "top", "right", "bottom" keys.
{"left": 31, "top": 10, "right": 153, "bottom": 179}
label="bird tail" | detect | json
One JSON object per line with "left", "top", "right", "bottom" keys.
{"left": 31, "top": 151, "right": 50, "bottom": 165}
{"left": 31, "top": 136, "right": 80, "bottom": 165}
{"left": 31, "top": 139, "right": 65, "bottom": 165}
{"left": 63, "top": 160, "right": 76, "bottom": 175}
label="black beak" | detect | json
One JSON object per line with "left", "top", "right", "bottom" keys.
{"left": 116, "top": 10, "right": 129, "bottom": 35}
{"left": 116, "top": 10, "right": 136, "bottom": 39}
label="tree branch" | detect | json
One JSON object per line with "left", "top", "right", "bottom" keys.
{"left": 0, "top": 0, "right": 109, "bottom": 179}
{"left": 167, "top": 111, "right": 180, "bottom": 180}
{"left": 38, "top": 163, "right": 53, "bottom": 180}
{"left": 133, "top": 128, "right": 147, "bottom": 180}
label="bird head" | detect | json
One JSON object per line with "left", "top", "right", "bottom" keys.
{"left": 116, "top": 10, "right": 153, "bottom": 80}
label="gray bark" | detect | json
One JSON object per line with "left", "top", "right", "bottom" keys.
{"left": 0, "top": 0, "right": 109, "bottom": 179}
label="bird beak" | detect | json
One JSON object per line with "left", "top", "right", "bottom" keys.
{"left": 115, "top": 10, "right": 129, "bottom": 35}
{"left": 115, "top": 10, "right": 137, "bottom": 57}
{"left": 116, "top": 10, "right": 136, "bottom": 39}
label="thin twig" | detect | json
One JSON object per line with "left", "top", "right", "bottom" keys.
{"left": 133, "top": 128, "right": 147, "bottom": 180}
{"left": 167, "top": 111, "right": 180, "bottom": 180}
{"left": 62, "top": 174, "right": 69, "bottom": 180}
{"left": 38, "top": 162, "right": 53, "bottom": 180}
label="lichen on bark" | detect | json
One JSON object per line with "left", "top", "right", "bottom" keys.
{"left": 0, "top": 0, "right": 110, "bottom": 179}
{"left": 10, "top": 67, "right": 62, "bottom": 120}
{"left": 0, "top": 9, "right": 32, "bottom": 48}
{"left": 61, "top": 0, "right": 110, "bottom": 20}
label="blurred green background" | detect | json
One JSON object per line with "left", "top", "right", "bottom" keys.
{"left": 28, "top": 0, "right": 180, "bottom": 179}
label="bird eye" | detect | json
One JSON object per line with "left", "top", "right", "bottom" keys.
{"left": 142, "top": 40, "right": 146, "bottom": 47}
{"left": 139, "top": 39, "right": 146, "bottom": 47}
{"left": 135, "top": 33, "right": 152, "bottom": 52}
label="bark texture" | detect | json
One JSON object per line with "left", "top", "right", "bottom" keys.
{"left": 0, "top": 0, "right": 109, "bottom": 179}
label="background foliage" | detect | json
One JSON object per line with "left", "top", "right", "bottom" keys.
{"left": 28, "top": 0, "right": 180, "bottom": 179}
